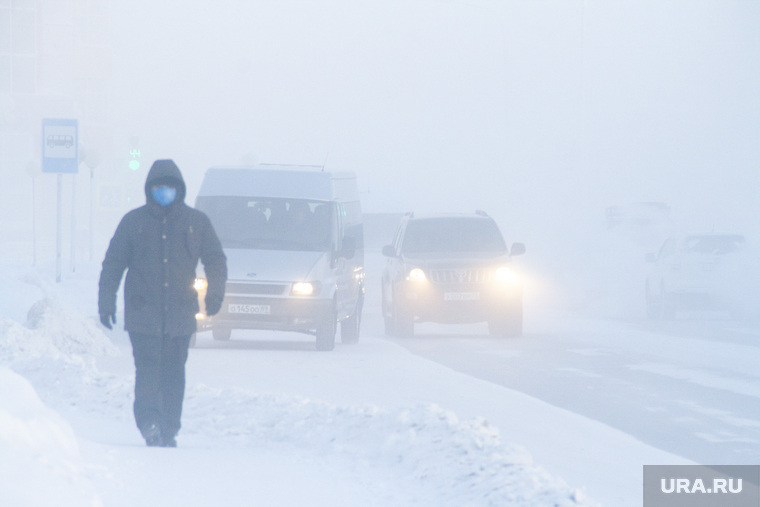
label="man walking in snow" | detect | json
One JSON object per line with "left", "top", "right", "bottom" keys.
{"left": 98, "top": 159, "right": 227, "bottom": 447}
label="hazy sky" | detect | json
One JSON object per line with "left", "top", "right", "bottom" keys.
{"left": 106, "top": 0, "right": 759, "bottom": 243}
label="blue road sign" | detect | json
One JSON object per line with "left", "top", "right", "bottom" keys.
{"left": 42, "top": 118, "right": 78, "bottom": 173}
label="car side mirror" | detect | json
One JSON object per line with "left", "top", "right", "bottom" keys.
{"left": 510, "top": 242, "right": 526, "bottom": 256}
{"left": 382, "top": 245, "right": 396, "bottom": 257}
{"left": 645, "top": 253, "right": 656, "bottom": 263}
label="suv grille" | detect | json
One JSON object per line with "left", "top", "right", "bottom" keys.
{"left": 429, "top": 269, "right": 489, "bottom": 284}
{"left": 226, "top": 282, "right": 288, "bottom": 296}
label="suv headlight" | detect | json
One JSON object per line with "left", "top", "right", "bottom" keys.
{"left": 406, "top": 268, "right": 427, "bottom": 283}
{"left": 494, "top": 266, "right": 519, "bottom": 285}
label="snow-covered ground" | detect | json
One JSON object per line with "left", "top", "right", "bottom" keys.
{"left": 0, "top": 257, "right": 692, "bottom": 507}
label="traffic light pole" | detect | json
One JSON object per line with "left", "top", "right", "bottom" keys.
{"left": 56, "top": 174, "right": 62, "bottom": 283}
{"left": 89, "top": 165, "right": 93, "bottom": 261}
{"left": 70, "top": 174, "right": 76, "bottom": 273}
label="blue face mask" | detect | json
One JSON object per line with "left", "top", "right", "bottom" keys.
{"left": 151, "top": 186, "right": 177, "bottom": 206}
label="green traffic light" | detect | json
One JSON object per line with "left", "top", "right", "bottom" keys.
{"left": 128, "top": 145, "right": 141, "bottom": 171}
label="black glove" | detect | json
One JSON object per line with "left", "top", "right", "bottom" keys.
{"left": 205, "top": 295, "right": 223, "bottom": 316}
{"left": 100, "top": 312, "right": 116, "bottom": 330}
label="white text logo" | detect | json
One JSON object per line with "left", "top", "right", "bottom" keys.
{"left": 661, "top": 478, "right": 743, "bottom": 494}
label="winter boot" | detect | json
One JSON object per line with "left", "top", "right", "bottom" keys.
{"left": 142, "top": 423, "right": 163, "bottom": 447}
{"left": 161, "top": 428, "right": 178, "bottom": 447}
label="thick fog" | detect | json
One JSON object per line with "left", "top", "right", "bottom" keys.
{"left": 4, "top": 0, "right": 760, "bottom": 316}
{"left": 115, "top": 0, "right": 760, "bottom": 316}
{"left": 106, "top": 0, "right": 760, "bottom": 223}
{"left": 1, "top": 5, "right": 760, "bottom": 503}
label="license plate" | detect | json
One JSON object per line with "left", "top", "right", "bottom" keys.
{"left": 444, "top": 292, "right": 480, "bottom": 301}
{"left": 227, "top": 303, "right": 271, "bottom": 315}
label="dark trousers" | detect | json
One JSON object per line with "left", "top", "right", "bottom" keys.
{"left": 128, "top": 332, "right": 191, "bottom": 440}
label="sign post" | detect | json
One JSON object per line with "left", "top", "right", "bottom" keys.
{"left": 42, "top": 118, "right": 78, "bottom": 282}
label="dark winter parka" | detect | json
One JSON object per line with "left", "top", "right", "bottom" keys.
{"left": 98, "top": 160, "right": 227, "bottom": 337}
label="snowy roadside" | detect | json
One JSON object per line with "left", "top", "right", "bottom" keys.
{"left": 0, "top": 260, "right": 688, "bottom": 505}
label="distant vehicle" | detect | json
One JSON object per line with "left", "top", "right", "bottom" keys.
{"left": 644, "top": 233, "right": 749, "bottom": 319}
{"left": 193, "top": 165, "right": 364, "bottom": 351}
{"left": 381, "top": 211, "right": 525, "bottom": 337}
{"left": 605, "top": 201, "right": 671, "bottom": 229}
{"left": 605, "top": 201, "right": 674, "bottom": 250}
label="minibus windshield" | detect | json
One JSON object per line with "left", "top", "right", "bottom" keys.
{"left": 196, "top": 196, "right": 332, "bottom": 251}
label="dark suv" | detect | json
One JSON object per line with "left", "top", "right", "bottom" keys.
{"left": 381, "top": 211, "right": 525, "bottom": 337}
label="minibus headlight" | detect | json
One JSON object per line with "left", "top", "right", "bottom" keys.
{"left": 291, "top": 281, "right": 321, "bottom": 296}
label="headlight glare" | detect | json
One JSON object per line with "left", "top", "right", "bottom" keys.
{"left": 194, "top": 278, "right": 208, "bottom": 292}
{"left": 494, "top": 266, "right": 519, "bottom": 284}
{"left": 292, "top": 281, "right": 317, "bottom": 296}
{"left": 407, "top": 268, "right": 427, "bottom": 283}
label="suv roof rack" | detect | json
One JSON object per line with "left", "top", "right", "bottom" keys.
{"left": 475, "top": 209, "right": 489, "bottom": 217}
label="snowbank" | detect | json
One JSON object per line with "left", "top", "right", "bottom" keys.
{"left": 0, "top": 366, "right": 102, "bottom": 507}
{"left": 0, "top": 262, "right": 596, "bottom": 506}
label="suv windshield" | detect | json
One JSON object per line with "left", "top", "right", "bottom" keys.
{"left": 401, "top": 217, "right": 507, "bottom": 254}
{"left": 683, "top": 235, "right": 745, "bottom": 255}
{"left": 196, "top": 196, "right": 332, "bottom": 251}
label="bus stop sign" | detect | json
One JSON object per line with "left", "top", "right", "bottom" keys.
{"left": 42, "top": 118, "right": 78, "bottom": 173}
